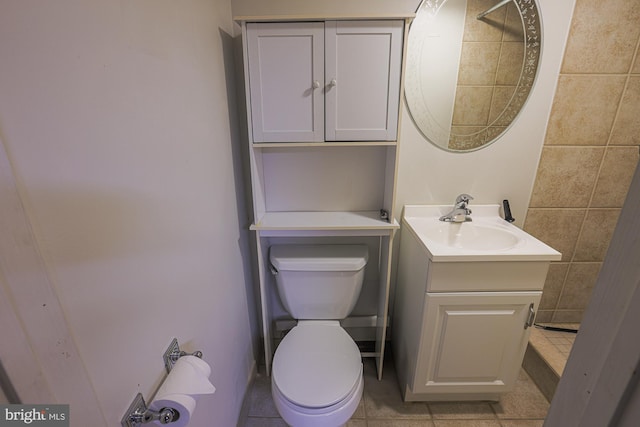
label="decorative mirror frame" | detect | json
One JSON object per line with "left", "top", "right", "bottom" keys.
{"left": 405, "top": 0, "right": 542, "bottom": 151}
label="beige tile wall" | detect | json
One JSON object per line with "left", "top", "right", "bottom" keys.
{"left": 449, "top": 0, "right": 524, "bottom": 150}
{"left": 523, "top": 0, "right": 640, "bottom": 323}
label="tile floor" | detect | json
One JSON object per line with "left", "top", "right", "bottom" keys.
{"left": 529, "top": 324, "right": 578, "bottom": 376}
{"left": 241, "top": 356, "right": 550, "bottom": 427}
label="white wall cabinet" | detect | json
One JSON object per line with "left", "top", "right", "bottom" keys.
{"left": 393, "top": 221, "right": 547, "bottom": 401}
{"left": 246, "top": 20, "right": 403, "bottom": 143}
{"left": 246, "top": 22, "right": 325, "bottom": 142}
{"left": 239, "top": 16, "right": 410, "bottom": 380}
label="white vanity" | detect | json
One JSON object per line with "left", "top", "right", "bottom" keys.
{"left": 393, "top": 205, "right": 561, "bottom": 401}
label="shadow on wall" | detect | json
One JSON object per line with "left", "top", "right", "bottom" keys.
{"left": 19, "top": 188, "right": 169, "bottom": 265}
{"left": 220, "top": 27, "right": 261, "bottom": 362}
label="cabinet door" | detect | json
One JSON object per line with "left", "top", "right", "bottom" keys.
{"left": 246, "top": 22, "right": 324, "bottom": 142}
{"left": 324, "top": 20, "right": 404, "bottom": 141}
{"left": 412, "top": 292, "right": 541, "bottom": 395}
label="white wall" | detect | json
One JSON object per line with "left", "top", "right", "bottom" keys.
{"left": 396, "top": 0, "right": 576, "bottom": 225}
{"left": 0, "top": 0, "right": 256, "bottom": 426}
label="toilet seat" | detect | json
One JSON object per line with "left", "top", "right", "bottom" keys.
{"left": 272, "top": 370, "right": 363, "bottom": 427}
{"left": 272, "top": 371, "right": 362, "bottom": 415}
{"left": 272, "top": 321, "right": 362, "bottom": 409}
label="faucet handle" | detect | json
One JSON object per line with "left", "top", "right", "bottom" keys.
{"left": 455, "top": 193, "right": 474, "bottom": 205}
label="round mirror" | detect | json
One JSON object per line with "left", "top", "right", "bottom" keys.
{"left": 405, "top": 0, "right": 541, "bottom": 151}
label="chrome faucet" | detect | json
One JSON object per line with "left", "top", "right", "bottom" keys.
{"left": 439, "top": 194, "right": 474, "bottom": 222}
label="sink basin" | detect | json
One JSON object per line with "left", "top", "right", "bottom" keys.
{"left": 403, "top": 205, "right": 562, "bottom": 262}
{"left": 422, "top": 221, "right": 521, "bottom": 251}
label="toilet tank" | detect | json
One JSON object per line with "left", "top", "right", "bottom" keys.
{"left": 269, "top": 244, "right": 369, "bottom": 320}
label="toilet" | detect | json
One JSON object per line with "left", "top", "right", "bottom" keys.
{"left": 269, "top": 244, "right": 368, "bottom": 427}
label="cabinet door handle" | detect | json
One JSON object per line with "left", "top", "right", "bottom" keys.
{"left": 312, "top": 80, "right": 321, "bottom": 89}
{"left": 329, "top": 78, "right": 337, "bottom": 87}
{"left": 524, "top": 303, "right": 535, "bottom": 329}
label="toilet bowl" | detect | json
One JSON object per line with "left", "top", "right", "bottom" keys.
{"left": 269, "top": 244, "right": 368, "bottom": 427}
{"left": 271, "top": 321, "right": 363, "bottom": 427}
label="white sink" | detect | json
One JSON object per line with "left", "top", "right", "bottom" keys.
{"left": 422, "top": 221, "right": 521, "bottom": 251}
{"left": 403, "top": 205, "right": 561, "bottom": 262}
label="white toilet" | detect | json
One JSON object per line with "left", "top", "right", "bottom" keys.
{"left": 269, "top": 244, "right": 368, "bottom": 427}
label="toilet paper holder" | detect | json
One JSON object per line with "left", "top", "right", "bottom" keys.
{"left": 163, "top": 337, "right": 203, "bottom": 374}
{"left": 122, "top": 393, "right": 179, "bottom": 426}
{"left": 121, "top": 338, "right": 204, "bottom": 427}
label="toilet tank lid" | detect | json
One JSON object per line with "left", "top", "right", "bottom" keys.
{"left": 270, "top": 244, "right": 368, "bottom": 272}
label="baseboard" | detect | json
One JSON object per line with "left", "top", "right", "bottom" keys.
{"left": 236, "top": 360, "right": 258, "bottom": 427}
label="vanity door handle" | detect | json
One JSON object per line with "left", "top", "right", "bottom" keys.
{"left": 524, "top": 303, "right": 535, "bottom": 329}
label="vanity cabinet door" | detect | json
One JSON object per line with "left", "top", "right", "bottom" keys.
{"left": 412, "top": 291, "right": 541, "bottom": 396}
{"left": 246, "top": 22, "right": 325, "bottom": 142}
{"left": 324, "top": 21, "right": 403, "bottom": 141}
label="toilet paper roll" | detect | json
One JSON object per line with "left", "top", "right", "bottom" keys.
{"left": 150, "top": 355, "right": 216, "bottom": 427}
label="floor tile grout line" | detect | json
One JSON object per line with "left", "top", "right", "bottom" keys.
{"left": 244, "top": 359, "right": 550, "bottom": 425}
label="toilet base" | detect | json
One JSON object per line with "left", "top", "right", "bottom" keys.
{"left": 271, "top": 366, "right": 364, "bottom": 427}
